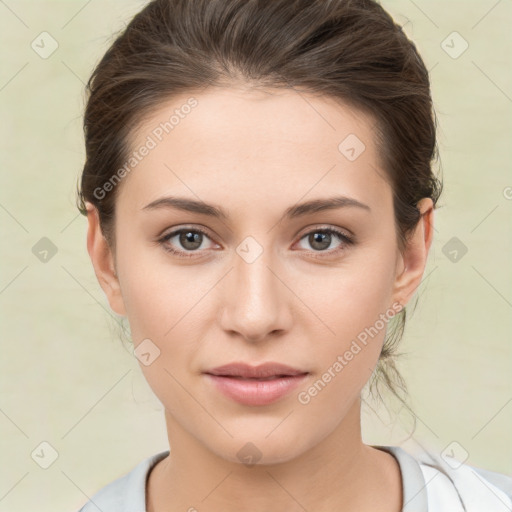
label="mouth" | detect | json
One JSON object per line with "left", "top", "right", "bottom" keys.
{"left": 202, "top": 362, "right": 310, "bottom": 406}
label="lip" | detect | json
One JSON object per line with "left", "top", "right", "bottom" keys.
{"left": 204, "top": 362, "right": 308, "bottom": 379}
{"left": 203, "top": 362, "right": 309, "bottom": 406}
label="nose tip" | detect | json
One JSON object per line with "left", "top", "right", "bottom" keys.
{"left": 238, "top": 329, "right": 283, "bottom": 344}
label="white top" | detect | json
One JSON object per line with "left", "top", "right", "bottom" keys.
{"left": 77, "top": 445, "right": 512, "bottom": 512}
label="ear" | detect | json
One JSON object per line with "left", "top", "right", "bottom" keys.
{"left": 85, "top": 202, "right": 126, "bottom": 316}
{"left": 391, "top": 197, "right": 435, "bottom": 307}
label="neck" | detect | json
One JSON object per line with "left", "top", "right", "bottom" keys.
{"left": 146, "top": 397, "right": 402, "bottom": 512}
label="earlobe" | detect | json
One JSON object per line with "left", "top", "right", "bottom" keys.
{"left": 85, "top": 202, "right": 126, "bottom": 316}
{"left": 391, "top": 198, "right": 434, "bottom": 307}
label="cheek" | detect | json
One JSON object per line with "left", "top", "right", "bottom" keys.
{"left": 297, "top": 284, "right": 393, "bottom": 420}
{"left": 302, "top": 242, "right": 398, "bottom": 393}
{"left": 119, "top": 264, "right": 205, "bottom": 414}
{"left": 115, "top": 239, "right": 194, "bottom": 338}
{"left": 309, "top": 247, "right": 397, "bottom": 344}
{"left": 114, "top": 240, "right": 209, "bottom": 383}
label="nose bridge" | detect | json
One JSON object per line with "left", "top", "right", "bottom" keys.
{"left": 220, "top": 237, "right": 289, "bottom": 342}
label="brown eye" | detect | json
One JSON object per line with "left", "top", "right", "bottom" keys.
{"left": 176, "top": 230, "right": 203, "bottom": 251}
{"left": 158, "top": 227, "right": 216, "bottom": 258}
{"left": 296, "top": 227, "right": 354, "bottom": 258}
{"left": 308, "top": 232, "right": 333, "bottom": 251}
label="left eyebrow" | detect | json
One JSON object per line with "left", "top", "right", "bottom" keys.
{"left": 141, "top": 195, "right": 371, "bottom": 220}
{"left": 283, "top": 196, "right": 371, "bottom": 218}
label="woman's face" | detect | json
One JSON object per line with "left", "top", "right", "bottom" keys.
{"left": 88, "top": 87, "right": 432, "bottom": 464}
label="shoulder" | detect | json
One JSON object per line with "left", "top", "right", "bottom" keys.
{"left": 417, "top": 449, "right": 512, "bottom": 512}
{"left": 376, "top": 444, "right": 512, "bottom": 512}
{"left": 76, "top": 450, "right": 170, "bottom": 512}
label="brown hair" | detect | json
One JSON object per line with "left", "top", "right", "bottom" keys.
{"left": 76, "top": 0, "right": 443, "bottom": 411}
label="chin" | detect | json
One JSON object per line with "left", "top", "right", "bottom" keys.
{"left": 206, "top": 431, "right": 311, "bottom": 468}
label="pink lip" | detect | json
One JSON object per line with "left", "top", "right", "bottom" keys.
{"left": 204, "top": 374, "right": 309, "bottom": 406}
{"left": 205, "top": 361, "right": 307, "bottom": 378}
{"left": 203, "top": 362, "right": 309, "bottom": 406}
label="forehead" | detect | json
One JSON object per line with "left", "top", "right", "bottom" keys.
{"left": 119, "top": 86, "right": 391, "bottom": 217}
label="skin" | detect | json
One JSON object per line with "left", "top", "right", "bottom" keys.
{"left": 86, "top": 86, "right": 434, "bottom": 512}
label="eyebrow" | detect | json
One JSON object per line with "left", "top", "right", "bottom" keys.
{"left": 142, "top": 195, "right": 371, "bottom": 220}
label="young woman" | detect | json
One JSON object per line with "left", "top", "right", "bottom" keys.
{"left": 76, "top": 0, "right": 511, "bottom": 511}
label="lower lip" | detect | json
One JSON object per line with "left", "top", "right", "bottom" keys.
{"left": 204, "top": 373, "right": 309, "bottom": 406}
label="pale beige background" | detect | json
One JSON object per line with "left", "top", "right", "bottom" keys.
{"left": 0, "top": 1, "right": 511, "bottom": 511}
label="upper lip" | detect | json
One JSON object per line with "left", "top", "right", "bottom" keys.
{"left": 204, "top": 362, "right": 309, "bottom": 378}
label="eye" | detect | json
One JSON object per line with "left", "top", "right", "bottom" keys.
{"left": 157, "top": 225, "right": 355, "bottom": 259}
{"left": 158, "top": 227, "right": 217, "bottom": 258}
{"left": 295, "top": 227, "right": 354, "bottom": 258}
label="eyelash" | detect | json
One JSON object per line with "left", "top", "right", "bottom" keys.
{"left": 157, "top": 226, "right": 355, "bottom": 260}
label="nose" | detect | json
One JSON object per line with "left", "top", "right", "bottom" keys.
{"left": 218, "top": 246, "right": 293, "bottom": 344}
